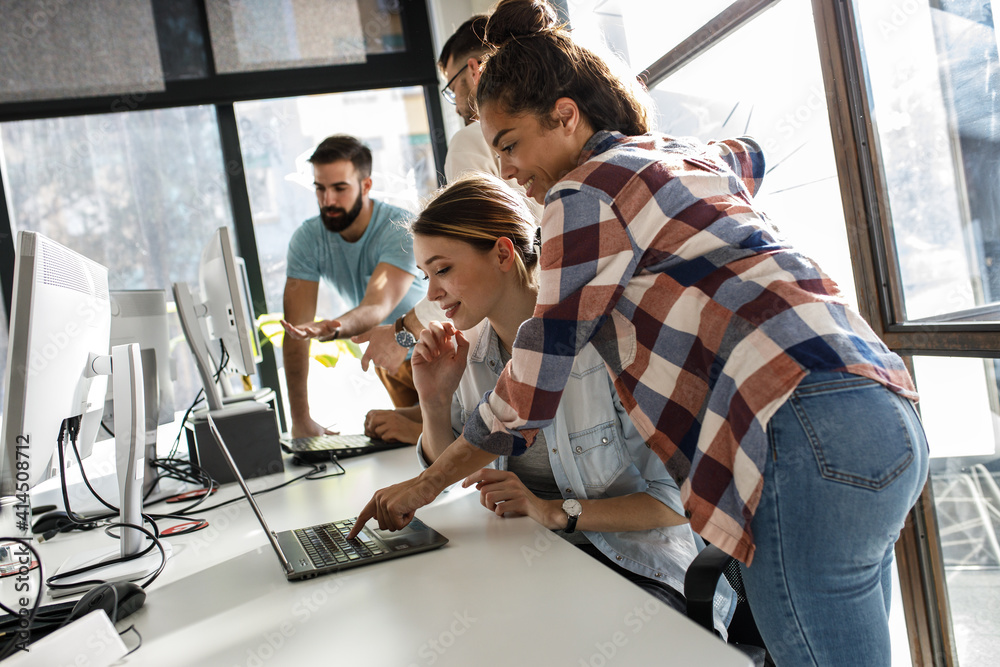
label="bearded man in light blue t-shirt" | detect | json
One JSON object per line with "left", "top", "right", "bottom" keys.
{"left": 281, "top": 135, "right": 426, "bottom": 439}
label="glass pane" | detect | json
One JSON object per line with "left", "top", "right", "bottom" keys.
{"left": 205, "top": 0, "right": 366, "bottom": 73}
{"left": 565, "top": 0, "right": 737, "bottom": 74}
{"left": 912, "top": 355, "right": 1000, "bottom": 664}
{"left": 650, "top": 0, "right": 858, "bottom": 309}
{"left": 151, "top": 0, "right": 211, "bottom": 81}
{"left": 234, "top": 87, "right": 436, "bottom": 316}
{"left": 856, "top": 0, "right": 1000, "bottom": 322}
{"left": 358, "top": 0, "right": 406, "bottom": 54}
{"left": 0, "top": 106, "right": 237, "bottom": 411}
{"left": 234, "top": 87, "right": 436, "bottom": 429}
{"left": 0, "top": 0, "right": 165, "bottom": 103}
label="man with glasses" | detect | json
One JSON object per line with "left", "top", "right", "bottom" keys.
{"left": 437, "top": 14, "right": 510, "bottom": 183}
{"left": 350, "top": 15, "right": 540, "bottom": 445}
{"left": 439, "top": 15, "right": 484, "bottom": 127}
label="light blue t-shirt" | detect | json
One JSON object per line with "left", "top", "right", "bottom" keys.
{"left": 286, "top": 199, "right": 426, "bottom": 325}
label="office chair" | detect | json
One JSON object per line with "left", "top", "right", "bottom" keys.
{"left": 684, "top": 544, "right": 774, "bottom": 667}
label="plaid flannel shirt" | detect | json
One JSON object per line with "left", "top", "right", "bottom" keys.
{"left": 463, "top": 130, "right": 917, "bottom": 564}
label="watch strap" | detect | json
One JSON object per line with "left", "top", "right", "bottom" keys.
{"left": 564, "top": 513, "right": 578, "bottom": 534}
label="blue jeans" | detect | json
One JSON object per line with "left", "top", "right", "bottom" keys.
{"left": 739, "top": 372, "right": 928, "bottom": 666}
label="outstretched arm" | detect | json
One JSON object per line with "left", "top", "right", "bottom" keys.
{"left": 347, "top": 434, "right": 497, "bottom": 538}
{"left": 332, "top": 262, "right": 417, "bottom": 339}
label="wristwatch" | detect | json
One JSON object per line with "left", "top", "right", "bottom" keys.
{"left": 394, "top": 316, "right": 416, "bottom": 348}
{"left": 561, "top": 499, "right": 583, "bottom": 533}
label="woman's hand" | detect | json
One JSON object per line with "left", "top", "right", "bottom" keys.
{"left": 411, "top": 321, "right": 469, "bottom": 406}
{"left": 462, "top": 469, "right": 563, "bottom": 530}
{"left": 347, "top": 474, "right": 442, "bottom": 537}
{"left": 348, "top": 436, "right": 499, "bottom": 539}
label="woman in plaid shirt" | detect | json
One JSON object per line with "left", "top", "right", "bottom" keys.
{"left": 352, "top": 1, "right": 929, "bottom": 663}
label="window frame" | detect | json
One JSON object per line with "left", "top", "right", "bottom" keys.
{"left": 0, "top": 0, "right": 449, "bottom": 433}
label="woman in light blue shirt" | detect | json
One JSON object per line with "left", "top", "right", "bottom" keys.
{"left": 407, "top": 173, "right": 731, "bottom": 628}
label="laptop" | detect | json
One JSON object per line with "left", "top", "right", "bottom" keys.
{"left": 206, "top": 414, "right": 449, "bottom": 581}
{"left": 283, "top": 432, "right": 410, "bottom": 463}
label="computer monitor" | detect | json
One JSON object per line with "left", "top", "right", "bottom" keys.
{"left": 100, "top": 289, "right": 176, "bottom": 499}
{"left": 0, "top": 231, "right": 166, "bottom": 590}
{"left": 173, "top": 226, "right": 260, "bottom": 411}
{"left": 1, "top": 231, "right": 112, "bottom": 495}
{"left": 101, "top": 290, "right": 176, "bottom": 433}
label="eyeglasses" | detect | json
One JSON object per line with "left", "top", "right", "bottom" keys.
{"left": 440, "top": 62, "right": 470, "bottom": 105}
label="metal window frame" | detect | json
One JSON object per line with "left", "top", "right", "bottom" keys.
{"left": 0, "top": 0, "right": 448, "bottom": 433}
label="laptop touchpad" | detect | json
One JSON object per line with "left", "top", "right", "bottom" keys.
{"left": 371, "top": 526, "right": 441, "bottom": 550}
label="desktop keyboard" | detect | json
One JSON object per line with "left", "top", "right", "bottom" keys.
{"left": 286, "top": 433, "right": 410, "bottom": 462}
{"left": 294, "top": 519, "right": 386, "bottom": 567}
{"left": 291, "top": 433, "right": 374, "bottom": 453}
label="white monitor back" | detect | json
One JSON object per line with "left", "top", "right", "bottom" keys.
{"left": 1, "top": 231, "right": 111, "bottom": 493}
{"left": 101, "top": 289, "right": 175, "bottom": 436}
{"left": 198, "top": 227, "right": 256, "bottom": 377}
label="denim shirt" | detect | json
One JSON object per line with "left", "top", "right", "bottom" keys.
{"left": 417, "top": 320, "right": 734, "bottom": 631}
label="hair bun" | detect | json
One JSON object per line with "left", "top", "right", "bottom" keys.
{"left": 485, "top": 0, "right": 559, "bottom": 49}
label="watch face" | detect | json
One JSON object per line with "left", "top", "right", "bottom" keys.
{"left": 562, "top": 499, "right": 582, "bottom": 517}
{"left": 395, "top": 329, "right": 416, "bottom": 348}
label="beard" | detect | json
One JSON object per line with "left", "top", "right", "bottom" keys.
{"left": 320, "top": 193, "right": 364, "bottom": 233}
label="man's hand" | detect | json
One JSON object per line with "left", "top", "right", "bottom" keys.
{"left": 352, "top": 324, "right": 407, "bottom": 372}
{"left": 347, "top": 473, "right": 442, "bottom": 538}
{"left": 364, "top": 409, "right": 422, "bottom": 444}
{"left": 411, "top": 322, "right": 469, "bottom": 407}
{"left": 290, "top": 415, "right": 338, "bottom": 439}
{"left": 281, "top": 318, "right": 342, "bottom": 342}
{"left": 462, "top": 468, "right": 561, "bottom": 528}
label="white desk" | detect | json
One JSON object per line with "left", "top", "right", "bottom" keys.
{"left": 13, "top": 448, "right": 752, "bottom": 666}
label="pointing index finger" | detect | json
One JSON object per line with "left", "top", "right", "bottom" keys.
{"left": 348, "top": 500, "right": 377, "bottom": 539}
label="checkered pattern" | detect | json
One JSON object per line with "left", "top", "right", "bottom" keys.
{"left": 463, "top": 131, "right": 917, "bottom": 565}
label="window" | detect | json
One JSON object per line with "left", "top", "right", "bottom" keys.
{"left": 561, "top": 0, "right": 738, "bottom": 75}
{"left": 648, "top": 0, "right": 856, "bottom": 308}
{"left": 234, "top": 86, "right": 437, "bottom": 317}
{"left": 849, "top": 1, "right": 1000, "bottom": 663}
{"left": 0, "top": 106, "right": 237, "bottom": 408}
{"left": 856, "top": 0, "right": 1000, "bottom": 324}
{"left": 0, "top": 0, "right": 445, "bottom": 434}
{"left": 234, "top": 87, "right": 438, "bottom": 430}
{"left": 913, "top": 354, "right": 1000, "bottom": 665}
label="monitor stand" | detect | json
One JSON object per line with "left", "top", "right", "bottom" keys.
{"left": 49, "top": 344, "right": 172, "bottom": 597}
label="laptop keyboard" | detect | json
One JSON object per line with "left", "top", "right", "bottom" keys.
{"left": 294, "top": 519, "right": 387, "bottom": 567}
{"left": 291, "top": 434, "right": 373, "bottom": 452}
